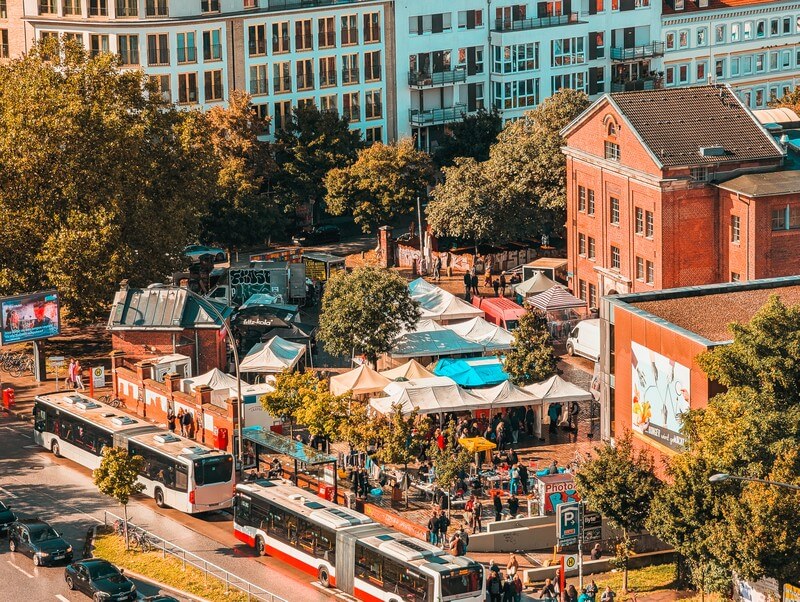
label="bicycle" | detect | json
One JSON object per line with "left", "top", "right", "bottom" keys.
{"left": 9, "top": 355, "right": 33, "bottom": 377}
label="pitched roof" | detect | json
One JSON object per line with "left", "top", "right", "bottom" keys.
{"left": 717, "top": 170, "right": 800, "bottom": 197}
{"left": 107, "top": 285, "right": 232, "bottom": 331}
{"left": 609, "top": 85, "right": 784, "bottom": 167}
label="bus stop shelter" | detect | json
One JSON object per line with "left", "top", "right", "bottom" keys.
{"left": 242, "top": 426, "right": 338, "bottom": 501}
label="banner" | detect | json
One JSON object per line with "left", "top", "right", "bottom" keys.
{"left": 0, "top": 291, "right": 60, "bottom": 345}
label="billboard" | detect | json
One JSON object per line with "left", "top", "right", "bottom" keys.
{"left": 1, "top": 291, "right": 60, "bottom": 346}
{"left": 631, "top": 341, "right": 691, "bottom": 451}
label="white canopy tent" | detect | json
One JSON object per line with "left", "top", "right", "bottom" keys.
{"left": 380, "top": 359, "right": 435, "bottom": 381}
{"left": 369, "top": 376, "right": 486, "bottom": 416}
{"left": 515, "top": 272, "right": 558, "bottom": 298}
{"left": 181, "top": 368, "right": 247, "bottom": 405}
{"left": 329, "top": 364, "right": 391, "bottom": 397}
{"left": 523, "top": 374, "right": 593, "bottom": 404}
{"left": 390, "top": 330, "right": 485, "bottom": 359}
{"left": 398, "top": 318, "right": 447, "bottom": 336}
{"left": 446, "top": 317, "right": 514, "bottom": 351}
{"left": 473, "top": 381, "right": 541, "bottom": 408}
{"left": 240, "top": 336, "right": 306, "bottom": 374}
{"left": 408, "top": 278, "right": 484, "bottom": 323}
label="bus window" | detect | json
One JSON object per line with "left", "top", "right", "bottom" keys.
{"left": 175, "top": 464, "right": 188, "bottom": 491}
{"left": 236, "top": 496, "right": 252, "bottom": 524}
{"left": 317, "top": 527, "right": 336, "bottom": 564}
{"left": 193, "top": 456, "right": 233, "bottom": 486}
{"left": 297, "top": 518, "right": 315, "bottom": 554}
{"left": 355, "top": 544, "right": 383, "bottom": 585}
{"left": 383, "top": 558, "right": 430, "bottom": 599}
{"left": 34, "top": 407, "right": 46, "bottom": 432}
{"left": 440, "top": 567, "right": 484, "bottom": 598}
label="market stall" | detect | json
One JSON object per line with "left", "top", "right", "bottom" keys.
{"left": 239, "top": 335, "right": 306, "bottom": 376}
{"left": 514, "top": 272, "right": 557, "bottom": 303}
{"left": 369, "top": 376, "right": 486, "bottom": 416}
{"left": 408, "top": 278, "right": 484, "bottom": 324}
{"left": 446, "top": 317, "right": 514, "bottom": 352}
{"left": 383, "top": 329, "right": 484, "bottom": 369}
{"left": 433, "top": 356, "right": 509, "bottom": 388}
{"left": 329, "top": 363, "right": 391, "bottom": 397}
{"left": 527, "top": 286, "right": 587, "bottom": 340}
{"left": 380, "top": 359, "right": 435, "bottom": 381}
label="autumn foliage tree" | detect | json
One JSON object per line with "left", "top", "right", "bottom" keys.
{"left": 503, "top": 311, "right": 558, "bottom": 385}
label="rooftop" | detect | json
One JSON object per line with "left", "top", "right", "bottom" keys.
{"left": 108, "top": 284, "right": 233, "bottom": 331}
{"left": 609, "top": 276, "right": 800, "bottom": 344}
{"left": 663, "top": 0, "right": 780, "bottom": 15}
{"left": 609, "top": 85, "right": 784, "bottom": 167}
{"left": 717, "top": 170, "right": 800, "bottom": 197}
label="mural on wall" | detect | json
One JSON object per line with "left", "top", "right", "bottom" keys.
{"left": 631, "top": 342, "right": 691, "bottom": 451}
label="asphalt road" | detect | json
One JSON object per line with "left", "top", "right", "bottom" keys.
{"left": 0, "top": 416, "right": 330, "bottom": 602}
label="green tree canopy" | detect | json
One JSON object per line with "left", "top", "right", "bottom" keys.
{"left": 325, "top": 139, "right": 433, "bottom": 233}
{"left": 272, "top": 104, "right": 362, "bottom": 219}
{"left": 93, "top": 447, "right": 144, "bottom": 549}
{"left": 0, "top": 39, "right": 209, "bottom": 321}
{"left": 433, "top": 108, "right": 502, "bottom": 167}
{"left": 503, "top": 311, "right": 558, "bottom": 385}
{"left": 427, "top": 423, "right": 472, "bottom": 515}
{"left": 317, "top": 267, "right": 420, "bottom": 367}
{"left": 288, "top": 372, "right": 353, "bottom": 446}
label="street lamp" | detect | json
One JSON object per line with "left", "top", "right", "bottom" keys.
{"left": 709, "top": 473, "right": 800, "bottom": 491}
{"left": 152, "top": 284, "right": 244, "bottom": 465}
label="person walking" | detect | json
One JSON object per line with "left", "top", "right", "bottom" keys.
{"left": 513, "top": 573, "right": 524, "bottom": 602}
{"left": 471, "top": 269, "right": 480, "bottom": 297}
{"left": 507, "top": 493, "right": 519, "bottom": 519}
{"left": 457, "top": 524, "right": 469, "bottom": 554}
{"left": 569, "top": 400, "right": 581, "bottom": 431}
{"left": 567, "top": 584, "right": 579, "bottom": 602}
{"left": 463, "top": 271, "right": 472, "bottom": 300}
{"left": 518, "top": 462, "right": 529, "bottom": 495}
{"left": 66, "top": 358, "right": 76, "bottom": 389}
{"left": 496, "top": 421, "right": 506, "bottom": 451}
{"left": 433, "top": 256, "right": 441, "bottom": 282}
{"left": 177, "top": 408, "right": 186, "bottom": 436}
{"left": 585, "top": 580, "right": 598, "bottom": 602}
{"left": 499, "top": 272, "right": 507, "bottom": 297}
{"left": 473, "top": 498, "right": 483, "bottom": 533}
{"left": 493, "top": 491, "right": 503, "bottom": 522}
{"left": 427, "top": 511, "right": 439, "bottom": 545}
{"left": 167, "top": 407, "right": 176, "bottom": 433}
{"left": 502, "top": 573, "right": 515, "bottom": 602}
{"left": 484, "top": 269, "right": 493, "bottom": 289}
{"left": 487, "top": 571, "right": 503, "bottom": 602}
{"left": 600, "top": 586, "right": 616, "bottom": 602}
{"left": 465, "top": 495, "right": 475, "bottom": 531}
{"left": 506, "top": 553, "right": 519, "bottom": 577}
{"left": 525, "top": 406, "right": 535, "bottom": 437}
{"left": 437, "top": 510, "right": 450, "bottom": 546}
{"left": 548, "top": 402, "right": 561, "bottom": 433}
{"left": 74, "top": 360, "right": 85, "bottom": 391}
{"left": 493, "top": 278, "right": 500, "bottom": 297}
{"left": 540, "top": 578, "right": 557, "bottom": 600}
{"left": 181, "top": 409, "right": 193, "bottom": 439}
{"left": 509, "top": 463, "right": 520, "bottom": 495}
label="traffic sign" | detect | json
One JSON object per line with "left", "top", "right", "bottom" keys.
{"left": 556, "top": 502, "right": 581, "bottom": 543}
{"left": 583, "top": 526, "right": 602, "bottom": 543}
{"left": 564, "top": 554, "right": 579, "bottom": 572}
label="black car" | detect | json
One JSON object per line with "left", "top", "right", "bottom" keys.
{"left": 291, "top": 224, "right": 341, "bottom": 246}
{"left": 0, "top": 500, "right": 16, "bottom": 536}
{"left": 143, "top": 597, "right": 180, "bottom": 602}
{"left": 65, "top": 558, "right": 137, "bottom": 602}
{"left": 8, "top": 519, "right": 73, "bottom": 566}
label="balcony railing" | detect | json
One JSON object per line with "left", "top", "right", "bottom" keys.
{"left": 177, "top": 46, "right": 197, "bottom": 63}
{"left": 250, "top": 78, "right": 268, "bottom": 95}
{"left": 273, "top": 75, "right": 292, "bottom": 93}
{"left": 249, "top": 39, "right": 266, "bottom": 56}
{"left": 342, "top": 67, "right": 359, "bottom": 85}
{"left": 494, "top": 12, "right": 579, "bottom": 32}
{"left": 320, "top": 71, "right": 337, "bottom": 87}
{"left": 297, "top": 73, "right": 315, "bottom": 90}
{"left": 610, "top": 76, "right": 663, "bottom": 93}
{"left": 344, "top": 105, "right": 361, "bottom": 122}
{"left": 341, "top": 27, "right": 358, "bottom": 45}
{"left": 145, "top": 1, "right": 169, "bottom": 17}
{"left": 318, "top": 31, "right": 335, "bottom": 48}
{"left": 409, "top": 104, "right": 467, "bottom": 126}
{"left": 204, "top": 44, "right": 222, "bottom": 61}
{"left": 365, "top": 65, "right": 382, "bottom": 81}
{"left": 366, "top": 104, "right": 382, "bottom": 119}
{"left": 89, "top": 4, "right": 108, "bottom": 16}
{"left": 147, "top": 48, "right": 170, "bottom": 66}
{"left": 295, "top": 35, "right": 313, "bottom": 51}
{"left": 115, "top": 4, "right": 138, "bottom": 17}
{"left": 610, "top": 42, "right": 665, "bottom": 61}
{"left": 363, "top": 26, "right": 380, "bottom": 43}
{"left": 272, "top": 36, "right": 290, "bottom": 53}
{"left": 408, "top": 68, "right": 467, "bottom": 87}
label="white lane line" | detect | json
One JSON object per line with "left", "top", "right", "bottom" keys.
{"left": 2, "top": 425, "right": 32, "bottom": 439}
{"left": 7, "top": 561, "right": 34, "bottom": 578}
{"left": 0, "top": 487, "right": 18, "bottom": 498}
{"left": 55, "top": 595, "right": 71, "bottom": 602}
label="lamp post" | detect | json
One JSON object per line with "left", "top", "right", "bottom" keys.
{"left": 709, "top": 473, "right": 800, "bottom": 491}
{"left": 153, "top": 284, "right": 244, "bottom": 465}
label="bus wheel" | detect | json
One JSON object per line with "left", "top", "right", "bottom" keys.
{"left": 318, "top": 566, "right": 331, "bottom": 588}
{"left": 51, "top": 441, "right": 61, "bottom": 458}
{"left": 255, "top": 536, "right": 265, "bottom": 557}
{"left": 154, "top": 488, "right": 166, "bottom": 508}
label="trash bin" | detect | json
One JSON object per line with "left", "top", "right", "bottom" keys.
{"left": 318, "top": 484, "right": 333, "bottom": 501}
{"left": 3, "top": 388, "right": 14, "bottom": 410}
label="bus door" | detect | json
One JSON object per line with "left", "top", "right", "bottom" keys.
{"left": 335, "top": 531, "right": 356, "bottom": 595}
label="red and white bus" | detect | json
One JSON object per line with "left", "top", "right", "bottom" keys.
{"left": 234, "top": 480, "right": 484, "bottom": 602}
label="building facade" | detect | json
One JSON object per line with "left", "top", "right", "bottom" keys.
{"left": 561, "top": 84, "right": 795, "bottom": 311}
{"left": 661, "top": 0, "right": 800, "bottom": 109}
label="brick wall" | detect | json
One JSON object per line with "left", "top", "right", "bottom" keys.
{"left": 1, "top": 1, "right": 27, "bottom": 62}
{"left": 111, "top": 328, "right": 227, "bottom": 374}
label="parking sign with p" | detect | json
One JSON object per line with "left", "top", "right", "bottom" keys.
{"left": 556, "top": 502, "right": 581, "bottom": 544}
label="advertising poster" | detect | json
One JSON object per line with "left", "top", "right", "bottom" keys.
{"left": 631, "top": 341, "right": 691, "bottom": 451}
{"left": 0, "top": 291, "right": 60, "bottom": 346}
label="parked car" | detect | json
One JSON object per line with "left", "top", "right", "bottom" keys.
{"left": 291, "top": 224, "right": 341, "bottom": 246}
{"left": 143, "top": 596, "right": 180, "bottom": 602}
{"left": 183, "top": 244, "right": 226, "bottom": 263}
{"left": 0, "top": 500, "right": 16, "bottom": 536}
{"left": 65, "top": 558, "right": 137, "bottom": 601}
{"left": 8, "top": 519, "right": 73, "bottom": 566}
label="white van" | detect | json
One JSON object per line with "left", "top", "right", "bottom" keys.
{"left": 566, "top": 319, "right": 600, "bottom": 362}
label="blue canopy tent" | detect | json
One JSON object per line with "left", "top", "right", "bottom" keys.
{"left": 433, "top": 357, "right": 509, "bottom": 388}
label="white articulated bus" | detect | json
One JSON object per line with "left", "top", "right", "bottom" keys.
{"left": 33, "top": 392, "right": 234, "bottom": 513}
{"left": 234, "top": 480, "right": 484, "bottom": 602}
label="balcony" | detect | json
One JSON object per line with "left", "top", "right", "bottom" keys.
{"left": 295, "top": 35, "right": 313, "bottom": 51}
{"left": 318, "top": 31, "right": 335, "bottom": 48}
{"left": 297, "top": 73, "right": 315, "bottom": 90}
{"left": 250, "top": 78, "right": 268, "bottom": 95}
{"left": 342, "top": 67, "right": 359, "bottom": 85}
{"left": 145, "top": 0, "right": 169, "bottom": 17}
{"left": 365, "top": 65, "right": 382, "bottom": 82}
{"left": 408, "top": 68, "right": 467, "bottom": 88}
{"left": 204, "top": 44, "right": 222, "bottom": 61}
{"left": 341, "top": 27, "right": 358, "bottom": 45}
{"left": 248, "top": 39, "right": 266, "bottom": 56}
{"left": 493, "top": 13, "right": 579, "bottom": 32}
{"left": 115, "top": 3, "right": 138, "bottom": 17}
{"left": 147, "top": 49, "right": 170, "bottom": 66}
{"left": 273, "top": 75, "right": 292, "bottom": 94}
{"left": 320, "top": 71, "right": 337, "bottom": 87}
{"left": 364, "top": 26, "right": 380, "bottom": 43}
{"left": 611, "top": 75, "right": 663, "bottom": 93}
{"left": 366, "top": 104, "right": 382, "bottom": 120}
{"left": 272, "top": 36, "right": 290, "bottom": 54}
{"left": 409, "top": 104, "right": 467, "bottom": 126}
{"left": 177, "top": 46, "right": 197, "bottom": 63}
{"left": 610, "top": 42, "right": 665, "bottom": 61}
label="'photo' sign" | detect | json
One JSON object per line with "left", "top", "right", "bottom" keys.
{"left": 0, "top": 291, "right": 60, "bottom": 346}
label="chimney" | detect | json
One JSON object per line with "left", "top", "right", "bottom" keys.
{"left": 136, "top": 360, "right": 153, "bottom": 382}
{"left": 378, "top": 226, "right": 394, "bottom": 268}
{"left": 194, "top": 384, "right": 213, "bottom": 407}
{"left": 164, "top": 371, "right": 181, "bottom": 395}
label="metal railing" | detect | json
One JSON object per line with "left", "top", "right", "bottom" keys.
{"left": 318, "top": 30, "right": 335, "bottom": 47}
{"left": 204, "top": 43, "right": 222, "bottom": 61}
{"left": 177, "top": 46, "right": 197, "bottom": 63}
{"left": 273, "top": 75, "right": 292, "bottom": 93}
{"left": 409, "top": 104, "right": 467, "bottom": 126}
{"left": 610, "top": 77, "right": 661, "bottom": 92}
{"left": 102, "top": 511, "right": 287, "bottom": 602}
{"left": 494, "top": 12, "right": 579, "bottom": 31}
{"left": 147, "top": 48, "right": 169, "bottom": 66}
{"left": 340, "top": 27, "right": 358, "bottom": 45}
{"left": 408, "top": 68, "right": 466, "bottom": 87}
{"left": 610, "top": 41, "right": 665, "bottom": 61}
{"left": 319, "top": 70, "right": 337, "bottom": 87}
{"left": 295, "top": 34, "right": 313, "bottom": 51}
{"left": 250, "top": 78, "right": 268, "bottom": 95}
{"left": 342, "top": 67, "right": 359, "bottom": 84}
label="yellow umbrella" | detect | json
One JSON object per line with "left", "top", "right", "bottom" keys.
{"left": 458, "top": 437, "right": 497, "bottom": 454}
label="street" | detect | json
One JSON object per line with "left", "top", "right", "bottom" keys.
{"left": 0, "top": 416, "right": 329, "bottom": 602}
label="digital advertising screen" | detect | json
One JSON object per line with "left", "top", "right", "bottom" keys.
{"left": 0, "top": 291, "right": 61, "bottom": 346}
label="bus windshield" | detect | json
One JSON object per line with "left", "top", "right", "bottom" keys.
{"left": 193, "top": 455, "right": 233, "bottom": 486}
{"left": 441, "top": 567, "right": 484, "bottom": 598}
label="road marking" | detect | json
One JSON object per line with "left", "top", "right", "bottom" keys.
{"left": 2, "top": 426, "right": 31, "bottom": 439}
{"left": 7, "top": 561, "right": 34, "bottom": 578}
{"left": 55, "top": 596, "right": 70, "bottom": 602}
{"left": 0, "top": 487, "right": 18, "bottom": 498}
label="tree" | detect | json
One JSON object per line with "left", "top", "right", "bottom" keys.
{"left": 196, "top": 91, "right": 284, "bottom": 248}
{"left": 290, "top": 373, "right": 353, "bottom": 450}
{"left": 503, "top": 311, "right": 558, "bottom": 385}
{"left": 93, "top": 447, "right": 144, "bottom": 549}
{"left": 433, "top": 108, "right": 502, "bottom": 166}
{"left": 483, "top": 89, "right": 590, "bottom": 237}
{"left": 0, "top": 38, "right": 209, "bottom": 321}
{"left": 574, "top": 432, "right": 660, "bottom": 592}
{"left": 427, "top": 424, "right": 472, "bottom": 517}
{"left": 338, "top": 399, "right": 381, "bottom": 453}
{"left": 272, "top": 104, "right": 362, "bottom": 221}
{"left": 372, "top": 407, "right": 429, "bottom": 507}
{"left": 260, "top": 370, "right": 323, "bottom": 437}
{"left": 770, "top": 86, "right": 800, "bottom": 113}
{"left": 325, "top": 139, "right": 433, "bottom": 234}
{"left": 426, "top": 158, "right": 520, "bottom": 252}
{"left": 317, "top": 267, "right": 420, "bottom": 367}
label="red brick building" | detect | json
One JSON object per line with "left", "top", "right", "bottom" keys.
{"left": 107, "top": 282, "right": 231, "bottom": 375}
{"left": 561, "top": 85, "right": 796, "bottom": 308}
{"left": 600, "top": 275, "right": 800, "bottom": 470}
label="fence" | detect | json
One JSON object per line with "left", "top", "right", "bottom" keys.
{"left": 102, "top": 511, "right": 288, "bottom": 602}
